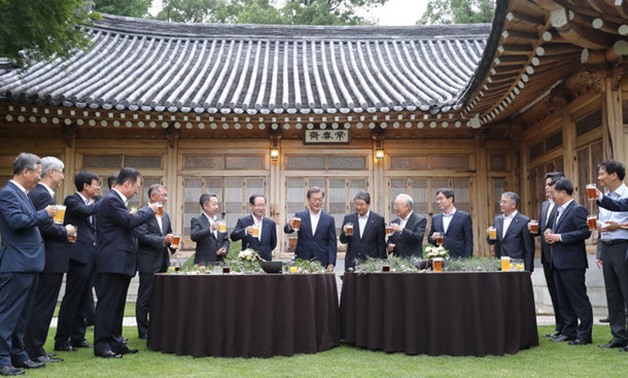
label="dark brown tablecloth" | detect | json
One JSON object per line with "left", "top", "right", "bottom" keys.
{"left": 147, "top": 273, "right": 339, "bottom": 358}
{"left": 340, "top": 272, "right": 539, "bottom": 356}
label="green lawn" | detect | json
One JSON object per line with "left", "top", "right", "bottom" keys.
{"left": 25, "top": 326, "right": 628, "bottom": 377}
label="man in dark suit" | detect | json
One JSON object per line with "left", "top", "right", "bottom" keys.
{"left": 54, "top": 171, "right": 101, "bottom": 351}
{"left": 427, "top": 188, "right": 473, "bottom": 258}
{"left": 544, "top": 177, "right": 593, "bottom": 345}
{"left": 230, "top": 194, "right": 277, "bottom": 261}
{"left": 284, "top": 186, "right": 337, "bottom": 269}
{"left": 530, "top": 172, "right": 565, "bottom": 339}
{"left": 339, "top": 191, "right": 385, "bottom": 270}
{"left": 191, "top": 193, "right": 229, "bottom": 265}
{"left": 93, "top": 168, "right": 158, "bottom": 358}
{"left": 0, "top": 153, "right": 58, "bottom": 375}
{"left": 25, "top": 157, "right": 76, "bottom": 363}
{"left": 487, "top": 191, "right": 534, "bottom": 272}
{"left": 134, "top": 184, "right": 176, "bottom": 340}
{"left": 590, "top": 160, "right": 628, "bottom": 350}
{"left": 386, "top": 193, "right": 426, "bottom": 258}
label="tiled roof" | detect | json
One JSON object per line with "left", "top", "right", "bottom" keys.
{"left": 0, "top": 15, "right": 490, "bottom": 115}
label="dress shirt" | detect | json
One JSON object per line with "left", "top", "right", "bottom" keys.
{"left": 358, "top": 211, "right": 369, "bottom": 238}
{"left": 399, "top": 211, "right": 413, "bottom": 229}
{"left": 40, "top": 182, "right": 55, "bottom": 198}
{"left": 310, "top": 210, "right": 321, "bottom": 236}
{"left": 598, "top": 184, "right": 628, "bottom": 240}
{"left": 502, "top": 210, "right": 518, "bottom": 238}
{"left": 545, "top": 200, "right": 555, "bottom": 226}
{"left": 442, "top": 208, "right": 456, "bottom": 233}
{"left": 203, "top": 213, "right": 217, "bottom": 238}
{"left": 112, "top": 188, "right": 129, "bottom": 206}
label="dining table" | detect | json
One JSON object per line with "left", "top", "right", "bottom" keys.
{"left": 148, "top": 272, "right": 340, "bottom": 358}
{"left": 340, "top": 271, "right": 539, "bottom": 356}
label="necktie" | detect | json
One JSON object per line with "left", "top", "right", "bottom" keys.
{"left": 554, "top": 207, "right": 564, "bottom": 227}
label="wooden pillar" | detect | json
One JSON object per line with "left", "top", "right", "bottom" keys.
{"left": 603, "top": 76, "right": 625, "bottom": 162}
{"left": 474, "top": 135, "right": 490, "bottom": 257}
{"left": 561, "top": 110, "right": 577, "bottom": 181}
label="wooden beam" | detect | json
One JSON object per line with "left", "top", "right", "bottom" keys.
{"left": 536, "top": 44, "right": 581, "bottom": 56}
{"left": 550, "top": 8, "right": 613, "bottom": 49}
{"left": 497, "top": 44, "right": 534, "bottom": 55}
{"left": 505, "top": 11, "right": 546, "bottom": 28}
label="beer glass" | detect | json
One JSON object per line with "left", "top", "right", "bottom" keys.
{"left": 587, "top": 215, "right": 597, "bottom": 231}
{"left": 345, "top": 222, "right": 353, "bottom": 236}
{"left": 528, "top": 219, "right": 539, "bottom": 234}
{"left": 251, "top": 225, "right": 260, "bottom": 237}
{"left": 68, "top": 227, "right": 77, "bottom": 242}
{"left": 385, "top": 223, "right": 393, "bottom": 237}
{"left": 500, "top": 256, "right": 511, "bottom": 271}
{"left": 156, "top": 202, "right": 164, "bottom": 217}
{"left": 171, "top": 234, "right": 181, "bottom": 249}
{"left": 218, "top": 220, "right": 227, "bottom": 233}
{"left": 54, "top": 205, "right": 66, "bottom": 225}
{"left": 432, "top": 257, "right": 444, "bottom": 272}
{"left": 586, "top": 183, "right": 597, "bottom": 201}
{"left": 433, "top": 232, "right": 444, "bottom": 246}
{"left": 292, "top": 217, "right": 301, "bottom": 231}
{"left": 488, "top": 226, "right": 497, "bottom": 240}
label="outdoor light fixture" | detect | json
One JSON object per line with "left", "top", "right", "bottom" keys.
{"left": 373, "top": 127, "right": 385, "bottom": 163}
{"left": 270, "top": 132, "right": 280, "bottom": 162}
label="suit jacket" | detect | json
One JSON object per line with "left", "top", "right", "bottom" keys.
{"left": 283, "top": 209, "right": 337, "bottom": 267}
{"left": 28, "top": 183, "right": 71, "bottom": 273}
{"left": 95, "top": 190, "right": 155, "bottom": 276}
{"left": 597, "top": 195, "right": 628, "bottom": 211}
{"left": 64, "top": 192, "right": 100, "bottom": 265}
{"left": 0, "top": 181, "right": 48, "bottom": 273}
{"left": 339, "top": 211, "right": 386, "bottom": 269}
{"left": 488, "top": 212, "right": 535, "bottom": 271}
{"left": 135, "top": 207, "right": 173, "bottom": 273}
{"left": 230, "top": 215, "right": 277, "bottom": 261}
{"left": 537, "top": 200, "right": 556, "bottom": 265}
{"left": 387, "top": 212, "right": 426, "bottom": 258}
{"left": 549, "top": 201, "right": 591, "bottom": 270}
{"left": 191, "top": 214, "right": 230, "bottom": 264}
{"left": 427, "top": 210, "right": 473, "bottom": 258}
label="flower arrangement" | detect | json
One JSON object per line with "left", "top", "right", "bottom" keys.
{"left": 232, "top": 248, "right": 263, "bottom": 272}
{"left": 288, "top": 258, "right": 330, "bottom": 274}
{"left": 423, "top": 245, "right": 449, "bottom": 260}
{"left": 238, "top": 248, "right": 261, "bottom": 262}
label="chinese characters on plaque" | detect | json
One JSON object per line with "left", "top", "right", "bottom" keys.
{"left": 304, "top": 129, "right": 350, "bottom": 144}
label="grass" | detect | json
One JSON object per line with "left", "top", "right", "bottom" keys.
{"left": 54, "top": 302, "right": 136, "bottom": 318}
{"left": 25, "top": 326, "right": 628, "bottom": 377}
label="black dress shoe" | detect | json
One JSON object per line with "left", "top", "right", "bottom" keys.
{"left": 550, "top": 334, "right": 575, "bottom": 342}
{"left": 13, "top": 360, "right": 44, "bottom": 369}
{"left": 569, "top": 338, "right": 592, "bottom": 345}
{"left": 620, "top": 346, "right": 628, "bottom": 352}
{"left": 54, "top": 343, "right": 76, "bottom": 352}
{"left": 544, "top": 330, "right": 561, "bottom": 338}
{"left": 94, "top": 351, "right": 123, "bottom": 359}
{"left": 115, "top": 346, "right": 139, "bottom": 355}
{"left": 71, "top": 339, "right": 93, "bottom": 348}
{"left": 0, "top": 366, "right": 24, "bottom": 376}
{"left": 33, "top": 355, "right": 63, "bottom": 363}
{"left": 598, "top": 339, "right": 627, "bottom": 349}
{"left": 599, "top": 317, "right": 610, "bottom": 323}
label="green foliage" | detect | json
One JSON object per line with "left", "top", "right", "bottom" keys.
{"left": 419, "top": 0, "right": 495, "bottom": 25}
{"left": 0, "top": 0, "right": 95, "bottom": 64}
{"left": 155, "top": 0, "right": 222, "bottom": 22}
{"left": 93, "top": 0, "right": 153, "bottom": 18}
{"left": 355, "top": 256, "right": 501, "bottom": 273}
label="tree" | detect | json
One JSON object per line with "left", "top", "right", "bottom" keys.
{"left": 418, "top": 0, "right": 494, "bottom": 25}
{"left": 0, "top": 0, "right": 94, "bottom": 64}
{"left": 156, "top": 0, "right": 222, "bottom": 22}
{"left": 93, "top": 0, "right": 153, "bottom": 18}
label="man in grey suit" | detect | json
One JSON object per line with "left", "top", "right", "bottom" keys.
{"left": 191, "top": 193, "right": 229, "bottom": 265}
{"left": 134, "top": 184, "right": 176, "bottom": 340}
{"left": 487, "top": 192, "right": 535, "bottom": 272}
{"left": 339, "top": 191, "right": 386, "bottom": 270}
{"left": 386, "top": 193, "right": 427, "bottom": 258}
{"left": 0, "top": 153, "right": 57, "bottom": 375}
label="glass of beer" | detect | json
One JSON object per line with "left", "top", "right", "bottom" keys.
{"left": 251, "top": 225, "right": 260, "bottom": 237}
{"left": 432, "top": 257, "right": 444, "bottom": 272}
{"left": 529, "top": 219, "right": 539, "bottom": 234}
{"left": 68, "top": 227, "right": 77, "bottom": 242}
{"left": 382, "top": 265, "right": 391, "bottom": 272}
{"left": 433, "top": 232, "right": 444, "bottom": 246}
{"left": 488, "top": 226, "right": 497, "bottom": 240}
{"left": 385, "top": 223, "right": 393, "bottom": 237}
{"left": 586, "top": 183, "right": 597, "bottom": 201}
{"left": 587, "top": 215, "right": 597, "bottom": 231}
{"left": 500, "top": 256, "right": 511, "bottom": 271}
{"left": 515, "top": 259, "right": 525, "bottom": 271}
{"left": 218, "top": 220, "right": 227, "bottom": 233}
{"left": 222, "top": 266, "right": 231, "bottom": 274}
{"left": 54, "top": 205, "right": 66, "bottom": 224}
{"left": 292, "top": 217, "right": 301, "bottom": 231}
{"left": 156, "top": 202, "right": 164, "bottom": 217}
{"left": 171, "top": 234, "right": 181, "bottom": 249}
{"left": 345, "top": 222, "right": 353, "bottom": 236}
